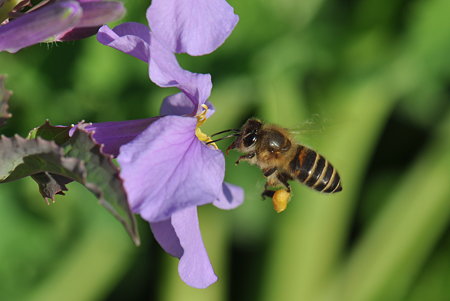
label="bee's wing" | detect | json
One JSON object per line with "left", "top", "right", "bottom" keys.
{"left": 289, "top": 114, "right": 332, "bottom": 136}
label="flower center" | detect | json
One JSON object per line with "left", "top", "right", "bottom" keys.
{"left": 195, "top": 104, "right": 218, "bottom": 149}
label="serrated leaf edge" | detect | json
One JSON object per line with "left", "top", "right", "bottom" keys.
{"left": 70, "top": 126, "right": 140, "bottom": 246}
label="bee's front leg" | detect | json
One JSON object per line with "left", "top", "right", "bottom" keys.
{"left": 235, "top": 152, "right": 255, "bottom": 165}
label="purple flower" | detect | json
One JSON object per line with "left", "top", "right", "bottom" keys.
{"left": 147, "top": 0, "right": 239, "bottom": 55}
{"left": 83, "top": 89, "right": 243, "bottom": 288}
{"left": 0, "top": 0, "right": 125, "bottom": 53}
{"left": 82, "top": 103, "right": 243, "bottom": 289}
{"left": 79, "top": 0, "right": 241, "bottom": 288}
{"left": 86, "top": 0, "right": 241, "bottom": 287}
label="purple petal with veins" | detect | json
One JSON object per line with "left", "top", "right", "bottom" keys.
{"left": 117, "top": 115, "right": 224, "bottom": 222}
{"left": 97, "top": 23, "right": 151, "bottom": 62}
{"left": 73, "top": 1, "right": 125, "bottom": 28}
{"left": 97, "top": 23, "right": 212, "bottom": 109}
{"left": 57, "top": 26, "right": 100, "bottom": 41}
{"left": 150, "top": 218, "right": 183, "bottom": 258}
{"left": 213, "top": 182, "right": 244, "bottom": 210}
{"left": 160, "top": 92, "right": 215, "bottom": 117}
{"left": 147, "top": 0, "right": 238, "bottom": 55}
{"left": 57, "top": 0, "right": 125, "bottom": 41}
{"left": 146, "top": 35, "right": 212, "bottom": 109}
{"left": 150, "top": 184, "right": 242, "bottom": 288}
{"left": 150, "top": 207, "right": 218, "bottom": 288}
{"left": 172, "top": 207, "right": 218, "bottom": 288}
{"left": 82, "top": 117, "right": 158, "bottom": 157}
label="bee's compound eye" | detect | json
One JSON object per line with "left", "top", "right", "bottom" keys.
{"left": 243, "top": 133, "right": 257, "bottom": 147}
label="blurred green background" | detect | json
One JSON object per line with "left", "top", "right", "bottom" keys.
{"left": 1, "top": 0, "right": 449, "bottom": 300}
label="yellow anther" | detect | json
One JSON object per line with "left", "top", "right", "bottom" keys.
{"left": 195, "top": 104, "right": 218, "bottom": 149}
{"left": 196, "top": 104, "right": 209, "bottom": 127}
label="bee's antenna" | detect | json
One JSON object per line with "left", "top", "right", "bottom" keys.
{"left": 206, "top": 133, "right": 239, "bottom": 144}
{"left": 211, "top": 129, "right": 240, "bottom": 137}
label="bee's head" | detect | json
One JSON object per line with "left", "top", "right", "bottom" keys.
{"left": 226, "top": 119, "right": 262, "bottom": 153}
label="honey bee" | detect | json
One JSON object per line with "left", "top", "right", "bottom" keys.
{"left": 209, "top": 118, "right": 342, "bottom": 208}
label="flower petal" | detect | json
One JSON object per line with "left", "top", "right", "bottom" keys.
{"left": 97, "top": 23, "right": 212, "bottom": 110}
{"left": 97, "top": 22, "right": 212, "bottom": 109}
{"left": 147, "top": 36, "right": 212, "bottom": 110}
{"left": 150, "top": 207, "right": 218, "bottom": 288}
{"left": 171, "top": 207, "right": 217, "bottom": 288}
{"left": 57, "top": 26, "right": 100, "bottom": 41}
{"left": 75, "top": 1, "right": 125, "bottom": 28}
{"left": 160, "top": 92, "right": 215, "bottom": 117}
{"left": 118, "top": 115, "right": 224, "bottom": 222}
{"left": 0, "top": 1, "right": 82, "bottom": 53}
{"left": 57, "top": 0, "right": 125, "bottom": 41}
{"left": 82, "top": 117, "right": 158, "bottom": 157}
{"left": 213, "top": 182, "right": 244, "bottom": 210}
{"left": 150, "top": 219, "right": 183, "bottom": 258}
{"left": 97, "top": 23, "right": 151, "bottom": 62}
{"left": 147, "top": 0, "right": 239, "bottom": 55}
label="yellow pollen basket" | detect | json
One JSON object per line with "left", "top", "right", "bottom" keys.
{"left": 195, "top": 104, "right": 218, "bottom": 149}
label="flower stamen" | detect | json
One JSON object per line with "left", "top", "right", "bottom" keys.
{"left": 195, "top": 104, "right": 218, "bottom": 149}
{"left": 196, "top": 104, "right": 209, "bottom": 127}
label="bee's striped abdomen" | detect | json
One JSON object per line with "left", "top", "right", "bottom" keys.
{"left": 289, "top": 145, "right": 342, "bottom": 193}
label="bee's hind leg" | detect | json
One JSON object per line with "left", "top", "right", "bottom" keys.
{"left": 277, "top": 172, "right": 292, "bottom": 193}
{"left": 261, "top": 168, "right": 278, "bottom": 199}
{"left": 261, "top": 189, "right": 275, "bottom": 199}
{"left": 262, "top": 171, "right": 292, "bottom": 199}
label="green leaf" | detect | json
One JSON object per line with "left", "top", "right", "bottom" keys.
{"left": 0, "top": 75, "right": 12, "bottom": 128}
{"left": 26, "top": 122, "right": 77, "bottom": 203}
{"left": 28, "top": 120, "right": 71, "bottom": 146}
{"left": 64, "top": 126, "right": 140, "bottom": 246}
{"left": 24, "top": 123, "right": 75, "bottom": 202}
{"left": 29, "top": 121, "right": 140, "bottom": 245}
{"left": 0, "top": 135, "right": 85, "bottom": 183}
{"left": 0, "top": 126, "right": 140, "bottom": 245}
{"left": 31, "top": 172, "right": 72, "bottom": 202}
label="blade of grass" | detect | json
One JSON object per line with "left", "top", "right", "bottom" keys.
{"left": 333, "top": 110, "right": 450, "bottom": 301}
{"left": 406, "top": 238, "right": 450, "bottom": 301}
